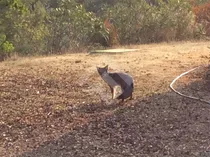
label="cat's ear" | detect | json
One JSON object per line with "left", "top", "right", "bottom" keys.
{"left": 105, "top": 65, "right": 108, "bottom": 70}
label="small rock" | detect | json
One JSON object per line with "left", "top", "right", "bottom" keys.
{"left": 75, "top": 60, "right": 81, "bottom": 63}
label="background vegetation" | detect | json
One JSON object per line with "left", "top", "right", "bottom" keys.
{"left": 0, "top": 0, "right": 210, "bottom": 60}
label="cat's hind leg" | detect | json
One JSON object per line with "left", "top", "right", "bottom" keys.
{"left": 109, "top": 86, "right": 114, "bottom": 99}
{"left": 130, "top": 93, "right": 133, "bottom": 100}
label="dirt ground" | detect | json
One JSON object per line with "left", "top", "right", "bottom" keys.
{"left": 1, "top": 41, "right": 210, "bottom": 157}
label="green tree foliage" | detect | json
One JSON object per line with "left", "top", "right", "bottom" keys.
{"left": 46, "top": 0, "right": 107, "bottom": 53}
{"left": 192, "top": 0, "right": 209, "bottom": 5}
{"left": 15, "top": 0, "right": 48, "bottom": 54}
{"left": 0, "top": 0, "right": 48, "bottom": 55}
{"left": 104, "top": 0, "right": 195, "bottom": 44}
{"left": 0, "top": 0, "right": 107, "bottom": 56}
{"left": 0, "top": 0, "right": 25, "bottom": 59}
{"left": 84, "top": 0, "right": 117, "bottom": 13}
{"left": 0, "top": 34, "right": 14, "bottom": 61}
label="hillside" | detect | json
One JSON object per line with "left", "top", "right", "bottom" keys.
{"left": 1, "top": 41, "right": 210, "bottom": 156}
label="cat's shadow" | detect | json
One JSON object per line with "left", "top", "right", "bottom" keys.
{"left": 73, "top": 99, "right": 135, "bottom": 115}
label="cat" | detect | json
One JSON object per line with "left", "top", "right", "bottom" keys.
{"left": 97, "top": 65, "right": 134, "bottom": 102}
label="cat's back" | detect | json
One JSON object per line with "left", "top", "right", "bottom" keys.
{"left": 109, "top": 72, "right": 133, "bottom": 85}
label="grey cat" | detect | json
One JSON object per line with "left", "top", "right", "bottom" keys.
{"left": 97, "top": 65, "right": 134, "bottom": 102}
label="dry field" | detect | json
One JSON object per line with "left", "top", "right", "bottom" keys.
{"left": 1, "top": 41, "right": 210, "bottom": 156}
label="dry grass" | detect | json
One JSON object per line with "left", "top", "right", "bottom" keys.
{"left": 1, "top": 41, "right": 210, "bottom": 156}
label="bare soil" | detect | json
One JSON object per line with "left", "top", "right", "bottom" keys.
{"left": 1, "top": 41, "right": 210, "bottom": 157}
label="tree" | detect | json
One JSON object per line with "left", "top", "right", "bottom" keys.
{"left": 46, "top": 0, "right": 107, "bottom": 53}
{"left": 0, "top": 0, "right": 27, "bottom": 59}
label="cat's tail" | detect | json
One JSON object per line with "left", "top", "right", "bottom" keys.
{"left": 131, "top": 82, "right": 134, "bottom": 91}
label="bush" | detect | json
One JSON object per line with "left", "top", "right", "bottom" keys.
{"left": 104, "top": 0, "right": 195, "bottom": 44}
{"left": 192, "top": 2, "right": 210, "bottom": 37}
{"left": 2, "top": 41, "right": 14, "bottom": 53}
{"left": 0, "top": 34, "right": 14, "bottom": 61}
{"left": 47, "top": 0, "right": 108, "bottom": 53}
{"left": 192, "top": 2, "right": 210, "bottom": 23}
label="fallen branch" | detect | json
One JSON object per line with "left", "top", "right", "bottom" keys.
{"left": 169, "top": 66, "right": 210, "bottom": 105}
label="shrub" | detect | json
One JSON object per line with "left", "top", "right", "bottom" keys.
{"left": 192, "top": 2, "right": 210, "bottom": 37}
{"left": 104, "top": 0, "right": 195, "bottom": 44}
{"left": 47, "top": 0, "right": 108, "bottom": 53}
{"left": 192, "top": 2, "right": 210, "bottom": 23}
{"left": 2, "top": 41, "right": 14, "bottom": 53}
{"left": 0, "top": 34, "right": 14, "bottom": 61}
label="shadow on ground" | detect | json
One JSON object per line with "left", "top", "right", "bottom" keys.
{"left": 18, "top": 87, "right": 210, "bottom": 157}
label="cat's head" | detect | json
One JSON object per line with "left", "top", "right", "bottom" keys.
{"left": 96, "top": 65, "right": 108, "bottom": 76}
